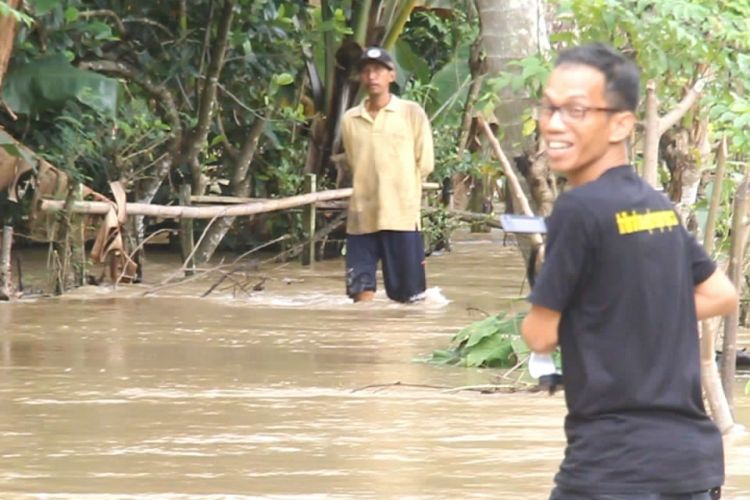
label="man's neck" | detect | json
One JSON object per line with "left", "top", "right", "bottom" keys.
{"left": 568, "top": 148, "right": 629, "bottom": 187}
{"left": 366, "top": 93, "right": 392, "bottom": 116}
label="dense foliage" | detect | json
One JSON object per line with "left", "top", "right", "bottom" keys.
{"left": 1, "top": 0, "right": 484, "bottom": 258}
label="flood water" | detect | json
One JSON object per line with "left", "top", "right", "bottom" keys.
{"left": 1, "top": 233, "right": 749, "bottom": 499}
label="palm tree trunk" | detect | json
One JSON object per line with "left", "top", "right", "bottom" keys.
{"left": 476, "top": 0, "right": 548, "bottom": 157}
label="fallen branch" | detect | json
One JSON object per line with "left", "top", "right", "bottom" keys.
{"left": 142, "top": 234, "right": 290, "bottom": 297}
{"left": 269, "top": 211, "right": 347, "bottom": 262}
{"left": 477, "top": 116, "right": 543, "bottom": 247}
{"left": 441, "top": 384, "right": 527, "bottom": 394}
{"left": 115, "top": 228, "right": 176, "bottom": 287}
{"left": 351, "top": 381, "right": 452, "bottom": 393}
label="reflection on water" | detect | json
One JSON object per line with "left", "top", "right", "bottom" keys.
{"left": 0, "top": 236, "right": 748, "bottom": 499}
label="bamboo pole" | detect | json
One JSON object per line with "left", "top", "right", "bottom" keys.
{"left": 642, "top": 81, "right": 660, "bottom": 187}
{"left": 703, "top": 137, "right": 727, "bottom": 253}
{"left": 721, "top": 168, "right": 750, "bottom": 408}
{"left": 301, "top": 173, "right": 317, "bottom": 266}
{"left": 699, "top": 136, "right": 736, "bottom": 433}
{"left": 179, "top": 184, "right": 195, "bottom": 276}
{"left": 0, "top": 225, "right": 13, "bottom": 300}
{"left": 40, "top": 188, "right": 354, "bottom": 218}
{"left": 39, "top": 184, "right": 441, "bottom": 219}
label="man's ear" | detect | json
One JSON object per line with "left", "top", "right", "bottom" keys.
{"left": 609, "top": 111, "right": 636, "bottom": 143}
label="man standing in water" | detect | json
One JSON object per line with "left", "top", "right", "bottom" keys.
{"left": 340, "top": 47, "right": 434, "bottom": 303}
{"left": 521, "top": 43, "right": 738, "bottom": 500}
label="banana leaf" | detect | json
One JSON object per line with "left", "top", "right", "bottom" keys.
{"left": 2, "top": 54, "right": 118, "bottom": 116}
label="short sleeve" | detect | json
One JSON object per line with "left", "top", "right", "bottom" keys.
{"left": 529, "top": 193, "right": 595, "bottom": 312}
{"left": 340, "top": 113, "right": 354, "bottom": 171}
{"left": 685, "top": 227, "right": 716, "bottom": 285}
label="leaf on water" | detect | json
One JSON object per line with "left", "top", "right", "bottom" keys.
{"left": 428, "top": 312, "right": 530, "bottom": 369}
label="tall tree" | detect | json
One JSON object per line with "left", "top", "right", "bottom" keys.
{"left": 476, "top": 0, "right": 548, "bottom": 157}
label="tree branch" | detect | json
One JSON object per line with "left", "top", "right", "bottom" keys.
{"left": 80, "top": 60, "right": 182, "bottom": 203}
{"left": 231, "top": 113, "right": 268, "bottom": 196}
{"left": 643, "top": 76, "right": 709, "bottom": 188}
{"left": 79, "top": 60, "right": 182, "bottom": 159}
{"left": 122, "top": 17, "right": 173, "bottom": 38}
{"left": 79, "top": 9, "right": 126, "bottom": 34}
{"left": 658, "top": 77, "right": 708, "bottom": 135}
{"left": 185, "top": 0, "right": 236, "bottom": 193}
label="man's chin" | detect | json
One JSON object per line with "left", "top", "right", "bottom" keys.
{"left": 548, "top": 161, "right": 574, "bottom": 175}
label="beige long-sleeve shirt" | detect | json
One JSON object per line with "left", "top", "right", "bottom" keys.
{"left": 341, "top": 95, "right": 434, "bottom": 234}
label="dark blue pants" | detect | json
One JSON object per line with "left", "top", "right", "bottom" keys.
{"left": 345, "top": 230, "right": 426, "bottom": 303}
{"left": 549, "top": 486, "right": 718, "bottom": 500}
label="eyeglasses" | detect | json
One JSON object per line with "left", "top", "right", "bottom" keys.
{"left": 534, "top": 103, "right": 622, "bottom": 122}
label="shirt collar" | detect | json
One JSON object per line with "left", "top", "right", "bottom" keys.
{"left": 357, "top": 94, "right": 401, "bottom": 118}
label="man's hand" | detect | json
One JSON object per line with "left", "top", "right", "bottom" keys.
{"left": 521, "top": 304, "right": 561, "bottom": 354}
{"left": 695, "top": 268, "right": 739, "bottom": 321}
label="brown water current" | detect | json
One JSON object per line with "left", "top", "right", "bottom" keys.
{"left": 1, "top": 235, "right": 749, "bottom": 499}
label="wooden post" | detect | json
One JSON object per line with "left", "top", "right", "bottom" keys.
{"left": 699, "top": 136, "right": 736, "bottom": 433}
{"left": 71, "top": 183, "right": 86, "bottom": 286}
{"left": 0, "top": 225, "right": 13, "bottom": 300}
{"left": 721, "top": 169, "right": 750, "bottom": 408}
{"left": 179, "top": 184, "right": 195, "bottom": 276}
{"left": 642, "top": 81, "right": 660, "bottom": 187}
{"left": 301, "top": 173, "right": 317, "bottom": 266}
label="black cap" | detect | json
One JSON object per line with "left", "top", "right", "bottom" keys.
{"left": 358, "top": 47, "right": 395, "bottom": 71}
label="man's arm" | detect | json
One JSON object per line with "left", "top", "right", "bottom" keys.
{"left": 340, "top": 114, "right": 354, "bottom": 170}
{"left": 413, "top": 107, "right": 434, "bottom": 179}
{"left": 695, "top": 268, "right": 739, "bottom": 320}
{"left": 521, "top": 304, "right": 561, "bottom": 354}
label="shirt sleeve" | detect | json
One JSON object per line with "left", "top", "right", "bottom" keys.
{"left": 528, "top": 193, "right": 594, "bottom": 312}
{"left": 341, "top": 114, "right": 354, "bottom": 172}
{"left": 685, "top": 227, "right": 717, "bottom": 285}
{"left": 412, "top": 106, "right": 434, "bottom": 179}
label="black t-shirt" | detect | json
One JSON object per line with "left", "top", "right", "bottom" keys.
{"left": 529, "top": 165, "right": 723, "bottom": 494}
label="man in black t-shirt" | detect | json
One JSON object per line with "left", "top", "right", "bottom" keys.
{"left": 521, "top": 44, "right": 739, "bottom": 500}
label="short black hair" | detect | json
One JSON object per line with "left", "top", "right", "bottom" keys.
{"left": 554, "top": 43, "right": 640, "bottom": 111}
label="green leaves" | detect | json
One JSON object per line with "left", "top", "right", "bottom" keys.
{"left": 0, "top": 130, "right": 36, "bottom": 167}
{"left": 0, "top": 0, "right": 33, "bottom": 25}
{"left": 2, "top": 54, "right": 118, "bottom": 116}
{"left": 426, "top": 312, "right": 530, "bottom": 369}
{"left": 27, "top": 0, "right": 60, "bottom": 15}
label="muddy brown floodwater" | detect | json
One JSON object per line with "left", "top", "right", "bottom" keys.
{"left": 1, "top": 233, "right": 749, "bottom": 499}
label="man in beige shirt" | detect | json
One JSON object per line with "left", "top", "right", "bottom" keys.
{"left": 340, "top": 46, "right": 434, "bottom": 303}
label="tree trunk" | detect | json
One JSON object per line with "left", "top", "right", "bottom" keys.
{"left": 526, "top": 150, "right": 556, "bottom": 217}
{"left": 458, "top": 1, "right": 484, "bottom": 152}
{"left": 476, "top": 0, "right": 548, "bottom": 157}
{"left": 0, "top": 0, "right": 20, "bottom": 89}
{"left": 701, "top": 318, "right": 736, "bottom": 433}
{"left": 721, "top": 169, "right": 750, "bottom": 409}
{"left": 698, "top": 137, "right": 737, "bottom": 432}
{"left": 192, "top": 115, "right": 268, "bottom": 265}
{"left": 476, "top": 0, "right": 554, "bottom": 225}
{"left": 184, "top": 0, "right": 235, "bottom": 194}
{"left": 662, "top": 116, "right": 711, "bottom": 228}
